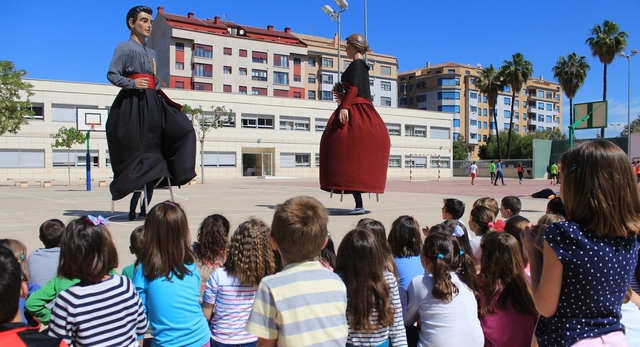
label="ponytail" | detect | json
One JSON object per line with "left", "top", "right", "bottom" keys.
{"left": 423, "top": 233, "right": 458, "bottom": 302}
{"left": 453, "top": 245, "right": 479, "bottom": 297}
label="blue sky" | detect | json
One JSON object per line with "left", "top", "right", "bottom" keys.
{"left": 2, "top": 0, "right": 639, "bottom": 138}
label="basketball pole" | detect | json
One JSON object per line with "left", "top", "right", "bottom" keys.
{"left": 86, "top": 126, "right": 92, "bottom": 192}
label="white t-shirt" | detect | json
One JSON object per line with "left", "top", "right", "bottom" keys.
{"left": 470, "top": 164, "right": 478, "bottom": 174}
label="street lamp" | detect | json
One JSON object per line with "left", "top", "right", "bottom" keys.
{"left": 322, "top": 0, "right": 348, "bottom": 80}
{"left": 619, "top": 49, "right": 637, "bottom": 160}
{"left": 609, "top": 122, "right": 623, "bottom": 137}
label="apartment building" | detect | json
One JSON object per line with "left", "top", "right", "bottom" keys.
{"left": 0, "top": 79, "right": 452, "bottom": 184}
{"left": 148, "top": 7, "right": 398, "bottom": 107}
{"left": 398, "top": 62, "right": 562, "bottom": 157}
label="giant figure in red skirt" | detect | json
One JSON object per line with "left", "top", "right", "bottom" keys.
{"left": 319, "top": 33, "right": 390, "bottom": 214}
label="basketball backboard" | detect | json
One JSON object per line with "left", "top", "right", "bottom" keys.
{"left": 573, "top": 101, "right": 608, "bottom": 129}
{"left": 77, "top": 108, "right": 108, "bottom": 131}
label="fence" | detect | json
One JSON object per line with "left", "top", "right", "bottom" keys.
{"left": 452, "top": 159, "right": 534, "bottom": 179}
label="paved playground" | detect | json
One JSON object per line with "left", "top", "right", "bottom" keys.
{"left": 0, "top": 176, "right": 557, "bottom": 272}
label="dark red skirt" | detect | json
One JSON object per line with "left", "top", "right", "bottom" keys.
{"left": 319, "top": 98, "right": 390, "bottom": 194}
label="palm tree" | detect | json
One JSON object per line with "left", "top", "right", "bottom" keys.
{"left": 552, "top": 53, "right": 590, "bottom": 127}
{"left": 499, "top": 53, "right": 533, "bottom": 159}
{"left": 475, "top": 64, "right": 505, "bottom": 159}
{"left": 586, "top": 20, "right": 628, "bottom": 137}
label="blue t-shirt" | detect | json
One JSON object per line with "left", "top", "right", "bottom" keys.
{"left": 394, "top": 255, "right": 424, "bottom": 291}
{"left": 536, "top": 221, "right": 639, "bottom": 346}
{"left": 496, "top": 162, "right": 502, "bottom": 172}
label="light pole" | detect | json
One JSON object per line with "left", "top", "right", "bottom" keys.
{"left": 609, "top": 122, "right": 623, "bottom": 137}
{"left": 619, "top": 49, "right": 637, "bottom": 160}
{"left": 322, "top": 0, "right": 348, "bottom": 81}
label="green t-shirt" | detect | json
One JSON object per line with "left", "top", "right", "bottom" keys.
{"left": 490, "top": 163, "right": 496, "bottom": 173}
{"left": 551, "top": 163, "right": 558, "bottom": 175}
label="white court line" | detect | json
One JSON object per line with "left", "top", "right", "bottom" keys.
{"left": 7, "top": 193, "right": 76, "bottom": 204}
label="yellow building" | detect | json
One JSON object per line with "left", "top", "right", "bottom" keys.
{"left": 398, "top": 62, "right": 562, "bottom": 158}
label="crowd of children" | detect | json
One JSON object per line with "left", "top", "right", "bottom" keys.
{"left": 1, "top": 139, "right": 640, "bottom": 347}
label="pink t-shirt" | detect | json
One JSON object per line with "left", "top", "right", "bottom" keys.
{"left": 479, "top": 294, "right": 537, "bottom": 347}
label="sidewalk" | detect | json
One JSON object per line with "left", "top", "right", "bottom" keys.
{"left": 0, "top": 177, "right": 556, "bottom": 272}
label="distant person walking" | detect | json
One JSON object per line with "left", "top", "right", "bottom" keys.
{"left": 550, "top": 162, "right": 558, "bottom": 185}
{"left": 489, "top": 160, "right": 496, "bottom": 184}
{"left": 517, "top": 161, "right": 524, "bottom": 184}
{"left": 469, "top": 161, "right": 478, "bottom": 185}
{"left": 494, "top": 160, "right": 505, "bottom": 186}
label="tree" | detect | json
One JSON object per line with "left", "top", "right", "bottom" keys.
{"left": 452, "top": 137, "right": 469, "bottom": 160}
{"left": 478, "top": 129, "right": 566, "bottom": 159}
{"left": 0, "top": 61, "right": 34, "bottom": 136}
{"left": 183, "top": 104, "right": 233, "bottom": 184}
{"left": 586, "top": 20, "right": 628, "bottom": 138}
{"left": 552, "top": 53, "right": 590, "bottom": 126}
{"left": 52, "top": 126, "right": 86, "bottom": 186}
{"left": 499, "top": 53, "right": 533, "bottom": 159}
{"left": 475, "top": 65, "right": 505, "bottom": 159}
{"left": 621, "top": 112, "right": 640, "bottom": 136}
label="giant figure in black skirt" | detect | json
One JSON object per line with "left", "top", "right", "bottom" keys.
{"left": 106, "top": 6, "right": 196, "bottom": 217}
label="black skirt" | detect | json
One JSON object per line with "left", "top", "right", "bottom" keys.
{"left": 106, "top": 88, "right": 196, "bottom": 201}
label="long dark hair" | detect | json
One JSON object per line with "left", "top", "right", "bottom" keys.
{"left": 388, "top": 215, "right": 421, "bottom": 258}
{"left": 335, "top": 227, "right": 394, "bottom": 332}
{"left": 194, "top": 214, "right": 230, "bottom": 265}
{"left": 479, "top": 233, "right": 537, "bottom": 317}
{"left": 422, "top": 233, "right": 458, "bottom": 302}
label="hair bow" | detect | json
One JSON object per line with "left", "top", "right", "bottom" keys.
{"left": 453, "top": 225, "right": 464, "bottom": 237}
{"left": 86, "top": 215, "right": 109, "bottom": 226}
{"left": 487, "top": 222, "right": 494, "bottom": 228}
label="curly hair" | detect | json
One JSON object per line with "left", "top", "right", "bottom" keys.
{"left": 194, "top": 214, "right": 230, "bottom": 265}
{"left": 224, "top": 218, "right": 276, "bottom": 286}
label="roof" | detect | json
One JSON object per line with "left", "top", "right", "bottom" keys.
{"left": 400, "top": 62, "right": 481, "bottom": 75}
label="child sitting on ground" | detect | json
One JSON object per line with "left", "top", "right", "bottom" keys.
{"left": 245, "top": 196, "right": 348, "bottom": 346}
{"left": 500, "top": 196, "right": 521, "bottom": 220}
{"left": 121, "top": 225, "right": 144, "bottom": 279}
{"left": 388, "top": 215, "right": 424, "bottom": 291}
{"left": 468, "top": 205, "right": 498, "bottom": 263}
{"left": 0, "top": 239, "right": 40, "bottom": 324}
{"left": 48, "top": 215, "right": 147, "bottom": 346}
{"left": 202, "top": 218, "right": 277, "bottom": 347}
{"left": 193, "top": 214, "right": 230, "bottom": 295}
{"left": 28, "top": 219, "right": 65, "bottom": 287}
{"left": 473, "top": 197, "right": 505, "bottom": 232}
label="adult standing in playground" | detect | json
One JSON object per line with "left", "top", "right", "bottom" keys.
{"left": 319, "top": 33, "right": 390, "bottom": 215}
{"left": 106, "top": 6, "right": 196, "bottom": 203}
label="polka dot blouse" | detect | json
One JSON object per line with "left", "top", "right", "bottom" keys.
{"left": 536, "top": 221, "right": 639, "bottom": 346}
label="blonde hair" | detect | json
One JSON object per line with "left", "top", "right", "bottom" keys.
{"left": 473, "top": 197, "right": 499, "bottom": 221}
{"left": 0, "top": 239, "right": 29, "bottom": 281}
{"left": 224, "top": 218, "right": 276, "bottom": 286}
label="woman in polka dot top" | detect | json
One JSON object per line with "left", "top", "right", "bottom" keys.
{"left": 524, "top": 140, "right": 640, "bottom": 346}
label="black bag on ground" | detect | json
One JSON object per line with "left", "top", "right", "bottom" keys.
{"left": 531, "top": 188, "right": 556, "bottom": 199}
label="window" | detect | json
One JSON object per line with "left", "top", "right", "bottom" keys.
{"left": 515, "top": 112, "right": 519, "bottom": 119}
{"left": 538, "top": 90, "right": 544, "bottom": 98}
{"left": 273, "top": 54, "right": 289, "bottom": 68}
{"left": 556, "top": 94, "right": 560, "bottom": 100}
{"left": 523, "top": 101, "right": 527, "bottom": 108}
{"left": 274, "top": 89, "right": 289, "bottom": 98}
{"left": 406, "top": 156, "right": 427, "bottom": 168}
{"left": 194, "top": 83, "right": 212, "bottom": 91}
{"left": 223, "top": 47, "right": 232, "bottom": 55}
{"left": 308, "top": 90, "right": 316, "bottom": 100}
{"left": 470, "top": 106, "right": 477, "bottom": 113}
{"left": 322, "top": 58, "right": 334, "bottom": 68}
{"left": 430, "top": 126, "right": 450, "bottom": 139}
{"left": 470, "top": 119, "right": 477, "bottom": 126}
{"left": 438, "top": 105, "right": 460, "bottom": 113}
{"left": 380, "top": 65, "right": 391, "bottom": 76}
{"left": 438, "top": 78, "right": 460, "bottom": 86}
{"left": 223, "top": 66, "right": 232, "bottom": 74}
{"left": 251, "top": 51, "right": 268, "bottom": 63}
{"left": 388, "top": 155, "right": 402, "bottom": 168}
{"left": 417, "top": 94, "right": 427, "bottom": 103}
{"left": 321, "top": 91, "right": 333, "bottom": 100}
{"left": 280, "top": 116, "right": 310, "bottom": 131}
{"left": 315, "top": 118, "right": 328, "bottom": 132}
{"left": 523, "top": 89, "right": 527, "bottom": 96}
{"left": 194, "top": 44, "right": 213, "bottom": 58}
{"left": 175, "top": 81, "right": 184, "bottom": 89}
{"left": 483, "top": 135, "right": 488, "bottom": 142}
{"left": 308, "top": 57, "right": 316, "bottom": 66}
{"left": 223, "top": 84, "right": 232, "bottom": 93}
{"left": 555, "top": 116, "right": 560, "bottom": 124}
{"left": 483, "top": 96, "right": 487, "bottom": 103}
{"left": 504, "top": 97, "right": 511, "bottom": 105}
{"left": 241, "top": 113, "right": 274, "bottom": 128}
{"left": 453, "top": 119, "right": 461, "bottom": 127}
{"left": 546, "top": 92, "right": 552, "bottom": 99}
{"left": 431, "top": 156, "right": 451, "bottom": 168}
{"left": 194, "top": 63, "right": 213, "bottom": 77}
{"left": 490, "top": 122, "right": 496, "bottom": 129}
{"left": 538, "top": 115, "right": 544, "bottom": 122}
{"left": 438, "top": 91, "right": 460, "bottom": 100}
{"left": 239, "top": 49, "right": 247, "bottom": 57}
{"left": 504, "top": 85, "right": 511, "bottom": 93}
{"left": 381, "top": 97, "right": 391, "bottom": 106}
{"left": 251, "top": 69, "right": 267, "bottom": 81}
{"left": 399, "top": 97, "right": 408, "bottom": 106}
{"left": 51, "top": 104, "right": 77, "bottom": 122}
{"left": 470, "top": 92, "right": 478, "bottom": 99}
{"left": 251, "top": 87, "right": 267, "bottom": 96}
{"left": 546, "top": 115, "right": 552, "bottom": 123}
{"left": 293, "top": 74, "right": 301, "bottom": 82}
{"left": 537, "top": 102, "right": 544, "bottom": 110}
{"left": 408, "top": 84, "right": 414, "bottom": 92}
{"left": 408, "top": 97, "right": 414, "bottom": 105}
{"left": 504, "top": 123, "right": 510, "bottom": 130}
{"left": 280, "top": 153, "right": 310, "bottom": 168}
{"left": 239, "top": 86, "right": 247, "bottom": 94}
{"left": 483, "top": 109, "right": 488, "bottom": 116}
{"left": 405, "top": 125, "right": 426, "bottom": 137}
{"left": 400, "top": 85, "right": 407, "bottom": 93}
{"left": 546, "top": 103, "right": 552, "bottom": 111}
{"left": 175, "top": 43, "right": 184, "bottom": 51}
{"left": 447, "top": 69, "right": 455, "bottom": 73}
{"left": 417, "top": 81, "right": 427, "bottom": 89}
{"left": 273, "top": 72, "right": 289, "bottom": 85}
{"left": 370, "top": 78, "right": 375, "bottom": 86}
{"left": 514, "top": 100, "right": 519, "bottom": 107}
{"left": 504, "top": 110, "right": 510, "bottom": 118}
{"left": 239, "top": 68, "right": 247, "bottom": 75}
{"left": 202, "top": 152, "right": 236, "bottom": 167}
{"left": 483, "top": 121, "right": 488, "bottom": 129}
{"left": 453, "top": 133, "right": 460, "bottom": 141}
{"left": 294, "top": 58, "right": 301, "bottom": 65}
{"left": 380, "top": 81, "right": 391, "bottom": 91}
{"left": 175, "top": 62, "right": 184, "bottom": 70}
{"left": 515, "top": 125, "right": 519, "bottom": 132}
{"left": 321, "top": 74, "right": 333, "bottom": 84}
{"left": 308, "top": 73, "right": 316, "bottom": 83}
{"left": 386, "top": 123, "right": 401, "bottom": 136}
{"left": 0, "top": 149, "right": 45, "bottom": 168}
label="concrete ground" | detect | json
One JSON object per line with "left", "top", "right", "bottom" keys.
{"left": 0, "top": 176, "right": 558, "bottom": 272}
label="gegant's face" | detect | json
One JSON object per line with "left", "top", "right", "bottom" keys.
{"left": 130, "top": 12, "right": 153, "bottom": 38}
